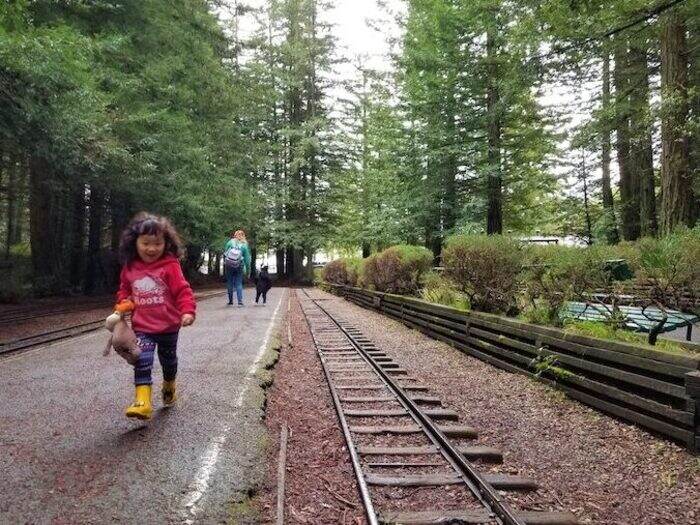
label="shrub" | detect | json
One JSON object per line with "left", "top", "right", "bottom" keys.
{"left": 359, "top": 245, "right": 433, "bottom": 294}
{"left": 442, "top": 235, "right": 523, "bottom": 314}
{"left": 345, "top": 258, "right": 362, "bottom": 287}
{"left": 321, "top": 257, "right": 362, "bottom": 287}
{"left": 523, "top": 245, "right": 617, "bottom": 326}
{"left": 420, "top": 272, "right": 470, "bottom": 310}
{"left": 634, "top": 228, "right": 700, "bottom": 308}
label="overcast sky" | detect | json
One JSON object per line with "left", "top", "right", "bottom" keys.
{"left": 216, "top": 1, "right": 606, "bottom": 191}
{"left": 218, "top": 0, "right": 404, "bottom": 72}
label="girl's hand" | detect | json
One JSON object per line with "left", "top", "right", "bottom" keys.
{"left": 181, "top": 314, "right": 195, "bottom": 327}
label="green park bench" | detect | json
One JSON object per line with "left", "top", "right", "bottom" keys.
{"left": 562, "top": 301, "right": 699, "bottom": 342}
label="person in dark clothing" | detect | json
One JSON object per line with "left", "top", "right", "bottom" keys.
{"left": 255, "top": 265, "right": 272, "bottom": 305}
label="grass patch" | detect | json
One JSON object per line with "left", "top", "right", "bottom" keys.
{"left": 563, "top": 321, "right": 699, "bottom": 356}
{"left": 228, "top": 489, "right": 260, "bottom": 524}
{"left": 255, "top": 336, "right": 281, "bottom": 385}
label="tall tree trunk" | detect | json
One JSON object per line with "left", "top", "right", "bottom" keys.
{"left": 250, "top": 239, "right": 257, "bottom": 280}
{"left": 304, "top": 247, "right": 314, "bottom": 282}
{"left": 614, "top": 42, "right": 640, "bottom": 240}
{"left": 628, "top": 44, "right": 657, "bottom": 237}
{"left": 689, "top": 15, "right": 699, "bottom": 224}
{"left": 581, "top": 154, "right": 593, "bottom": 244}
{"left": 292, "top": 247, "right": 304, "bottom": 282}
{"left": 486, "top": 27, "right": 502, "bottom": 235}
{"left": 29, "top": 156, "right": 69, "bottom": 292}
{"left": 5, "top": 156, "right": 17, "bottom": 257}
{"left": 361, "top": 242, "right": 371, "bottom": 258}
{"left": 207, "top": 248, "right": 215, "bottom": 275}
{"left": 442, "top": 87, "right": 458, "bottom": 255}
{"left": 601, "top": 51, "right": 620, "bottom": 244}
{"left": 85, "top": 186, "right": 104, "bottom": 294}
{"left": 69, "top": 184, "right": 86, "bottom": 288}
{"left": 275, "top": 248, "right": 285, "bottom": 277}
{"left": 110, "top": 192, "right": 131, "bottom": 252}
{"left": 285, "top": 246, "right": 294, "bottom": 279}
{"left": 660, "top": 12, "right": 692, "bottom": 233}
{"left": 10, "top": 159, "right": 26, "bottom": 246}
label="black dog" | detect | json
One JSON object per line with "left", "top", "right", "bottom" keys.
{"left": 255, "top": 266, "right": 272, "bottom": 305}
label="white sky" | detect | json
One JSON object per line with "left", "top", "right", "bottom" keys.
{"left": 217, "top": 0, "right": 404, "bottom": 73}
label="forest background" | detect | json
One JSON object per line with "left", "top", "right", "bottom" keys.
{"left": 0, "top": 0, "right": 697, "bottom": 298}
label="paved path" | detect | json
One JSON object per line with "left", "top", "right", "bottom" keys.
{"left": 0, "top": 288, "right": 285, "bottom": 524}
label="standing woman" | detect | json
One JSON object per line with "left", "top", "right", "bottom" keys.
{"left": 223, "top": 229, "right": 251, "bottom": 306}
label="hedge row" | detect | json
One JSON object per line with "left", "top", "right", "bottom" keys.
{"left": 321, "top": 245, "right": 433, "bottom": 295}
{"left": 324, "top": 228, "right": 700, "bottom": 325}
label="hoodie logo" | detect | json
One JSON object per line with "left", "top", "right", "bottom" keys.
{"left": 133, "top": 275, "right": 167, "bottom": 306}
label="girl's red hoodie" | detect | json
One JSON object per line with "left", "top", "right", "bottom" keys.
{"left": 117, "top": 255, "right": 196, "bottom": 334}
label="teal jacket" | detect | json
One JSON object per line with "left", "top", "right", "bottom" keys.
{"left": 224, "top": 239, "right": 251, "bottom": 276}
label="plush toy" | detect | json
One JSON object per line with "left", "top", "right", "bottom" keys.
{"left": 103, "top": 300, "right": 141, "bottom": 365}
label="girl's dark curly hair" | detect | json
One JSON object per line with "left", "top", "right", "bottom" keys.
{"left": 119, "top": 212, "right": 184, "bottom": 265}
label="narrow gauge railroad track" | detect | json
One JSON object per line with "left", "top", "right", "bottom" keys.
{"left": 0, "top": 290, "right": 227, "bottom": 356}
{"left": 299, "top": 289, "right": 578, "bottom": 525}
{"left": 0, "top": 297, "right": 112, "bottom": 326}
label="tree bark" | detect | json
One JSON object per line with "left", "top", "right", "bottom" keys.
{"left": 601, "top": 51, "right": 619, "bottom": 244}
{"left": 5, "top": 156, "right": 16, "bottom": 256}
{"left": 69, "top": 184, "right": 86, "bottom": 288}
{"left": 486, "top": 27, "right": 503, "bottom": 235}
{"left": 85, "top": 186, "right": 104, "bottom": 294}
{"left": 275, "top": 248, "right": 285, "bottom": 277}
{"left": 660, "top": 12, "right": 693, "bottom": 233}
{"left": 690, "top": 14, "right": 699, "bottom": 224}
{"left": 361, "top": 242, "right": 371, "bottom": 258}
{"left": 614, "top": 42, "right": 640, "bottom": 240}
{"left": 110, "top": 191, "right": 131, "bottom": 252}
{"left": 29, "top": 156, "right": 69, "bottom": 292}
{"left": 628, "top": 43, "right": 657, "bottom": 237}
{"left": 581, "top": 154, "right": 593, "bottom": 244}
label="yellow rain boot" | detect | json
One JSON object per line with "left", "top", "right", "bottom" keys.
{"left": 162, "top": 380, "right": 177, "bottom": 407}
{"left": 125, "top": 385, "right": 153, "bottom": 420}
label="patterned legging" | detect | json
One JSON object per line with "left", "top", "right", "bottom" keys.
{"left": 133, "top": 331, "right": 179, "bottom": 386}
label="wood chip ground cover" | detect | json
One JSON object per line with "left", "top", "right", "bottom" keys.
{"left": 313, "top": 289, "right": 699, "bottom": 525}
{"left": 258, "top": 293, "right": 366, "bottom": 524}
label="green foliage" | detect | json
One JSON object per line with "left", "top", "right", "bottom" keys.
{"left": 0, "top": 255, "right": 31, "bottom": 303}
{"left": 634, "top": 228, "right": 700, "bottom": 295}
{"left": 359, "top": 245, "right": 433, "bottom": 295}
{"left": 420, "top": 272, "right": 470, "bottom": 311}
{"left": 564, "top": 321, "right": 698, "bottom": 356}
{"left": 529, "top": 353, "right": 576, "bottom": 381}
{"left": 442, "top": 235, "right": 523, "bottom": 314}
{"left": 523, "top": 244, "right": 618, "bottom": 326}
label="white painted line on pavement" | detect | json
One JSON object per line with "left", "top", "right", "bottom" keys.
{"left": 180, "top": 289, "right": 285, "bottom": 524}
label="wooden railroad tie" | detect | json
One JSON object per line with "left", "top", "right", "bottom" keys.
{"left": 365, "top": 473, "right": 537, "bottom": 491}
{"left": 378, "top": 509, "right": 579, "bottom": 525}
{"left": 344, "top": 408, "right": 459, "bottom": 421}
{"left": 357, "top": 445, "right": 502, "bottom": 463}
{"left": 350, "top": 425, "right": 477, "bottom": 438}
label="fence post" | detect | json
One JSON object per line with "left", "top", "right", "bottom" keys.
{"left": 686, "top": 371, "right": 700, "bottom": 453}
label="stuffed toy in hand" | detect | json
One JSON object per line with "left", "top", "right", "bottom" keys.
{"left": 103, "top": 300, "right": 141, "bottom": 365}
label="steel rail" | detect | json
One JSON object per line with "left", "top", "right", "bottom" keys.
{"left": 0, "top": 299, "right": 111, "bottom": 326}
{"left": 300, "top": 300, "right": 380, "bottom": 525}
{"left": 0, "top": 290, "right": 227, "bottom": 357}
{"left": 301, "top": 288, "right": 526, "bottom": 525}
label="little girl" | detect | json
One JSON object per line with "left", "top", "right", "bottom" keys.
{"left": 116, "top": 212, "right": 196, "bottom": 420}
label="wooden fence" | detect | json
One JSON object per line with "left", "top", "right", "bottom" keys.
{"left": 325, "top": 284, "right": 700, "bottom": 453}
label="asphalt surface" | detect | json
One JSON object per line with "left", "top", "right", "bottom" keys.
{"left": 0, "top": 288, "right": 285, "bottom": 524}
